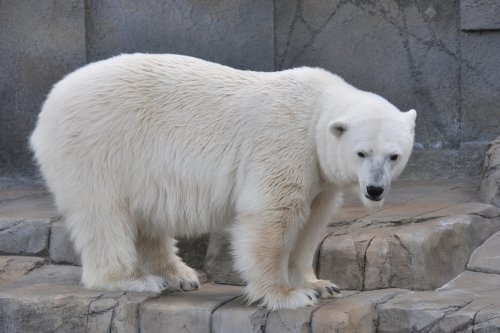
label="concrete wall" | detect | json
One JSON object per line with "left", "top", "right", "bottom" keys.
{"left": 1, "top": 0, "right": 499, "bottom": 179}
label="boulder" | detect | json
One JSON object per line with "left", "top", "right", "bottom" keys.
{"left": 479, "top": 136, "right": 500, "bottom": 207}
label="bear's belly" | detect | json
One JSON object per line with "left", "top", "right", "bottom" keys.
{"left": 132, "top": 175, "right": 236, "bottom": 237}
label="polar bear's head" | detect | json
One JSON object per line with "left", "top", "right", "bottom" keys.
{"left": 320, "top": 93, "right": 416, "bottom": 208}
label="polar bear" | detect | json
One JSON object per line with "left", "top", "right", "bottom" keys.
{"left": 30, "top": 54, "right": 415, "bottom": 310}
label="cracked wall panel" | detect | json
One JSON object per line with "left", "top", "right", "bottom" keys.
{"left": 460, "top": 0, "right": 500, "bottom": 30}
{"left": 86, "top": 0, "right": 274, "bottom": 71}
{"left": 274, "top": 0, "right": 461, "bottom": 149}
{"left": 460, "top": 31, "right": 500, "bottom": 144}
{"left": 274, "top": 0, "right": 343, "bottom": 70}
{"left": 0, "top": 0, "right": 86, "bottom": 177}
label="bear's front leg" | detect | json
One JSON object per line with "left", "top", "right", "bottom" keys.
{"left": 230, "top": 206, "right": 319, "bottom": 310}
{"left": 288, "top": 190, "right": 342, "bottom": 299}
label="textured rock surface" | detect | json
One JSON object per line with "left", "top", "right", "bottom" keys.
{"left": 320, "top": 197, "right": 500, "bottom": 291}
{"left": 49, "top": 220, "right": 80, "bottom": 265}
{"left": 468, "top": 231, "right": 500, "bottom": 274}
{"left": 378, "top": 271, "right": 500, "bottom": 332}
{"left": 460, "top": 0, "right": 500, "bottom": 30}
{"left": 377, "top": 290, "right": 475, "bottom": 333}
{"left": 211, "top": 296, "right": 269, "bottom": 333}
{"left": 0, "top": 256, "right": 45, "bottom": 283}
{"left": 140, "top": 284, "right": 242, "bottom": 333}
{"left": 0, "top": 219, "right": 50, "bottom": 256}
{"left": 3, "top": 255, "right": 500, "bottom": 332}
{"left": 479, "top": 136, "right": 500, "bottom": 207}
{"left": 0, "top": 262, "right": 152, "bottom": 333}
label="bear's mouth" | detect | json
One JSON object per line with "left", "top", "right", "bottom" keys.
{"left": 365, "top": 194, "right": 382, "bottom": 202}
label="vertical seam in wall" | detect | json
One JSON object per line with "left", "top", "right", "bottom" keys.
{"left": 272, "top": 0, "right": 276, "bottom": 71}
{"left": 84, "top": 0, "right": 90, "bottom": 64}
{"left": 457, "top": 1, "right": 463, "bottom": 148}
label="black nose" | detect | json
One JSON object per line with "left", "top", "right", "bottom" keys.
{"left": 367, "top": 186, "right": 384, "bottom": 198}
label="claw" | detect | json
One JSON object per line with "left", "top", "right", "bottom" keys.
{"left": 333, "top": 287, "right": 341, "bottom": 294}
{"left": 307, "top": 294, "right": 312, "bottom": 300}
{"left": 327, "top": 287, "right": 334, "bottom": 296}
{"left": 179, "top": 282, "right": 184, "bottom": 290}
{"left": 314, "top": 290, "right": 321, "bottom": 299}
{"left": 252, "top": 297, "right": 264, "bottom": 306}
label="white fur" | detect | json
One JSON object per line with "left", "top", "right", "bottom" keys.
{"left": 30, "top": 54, "right": 415, "bottom": 310}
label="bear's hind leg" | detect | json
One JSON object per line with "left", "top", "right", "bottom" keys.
{"left": 230, "top": 208, "right": 319, "bottom": 310}
{"left": 69, "top": 209, "right": 168, "bottom": 293}
{"left": 136, "top": 234, "right": 199, "bottom": 291}
{"left": 288, "top": 190, "right": 342, "bottom": 299}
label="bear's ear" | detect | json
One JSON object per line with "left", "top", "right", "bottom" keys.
{"left": 405, "top": 109, "right": 417, "bottom": 131}
{"left": 328, "top": 120, "right": 348, "bottom": 138}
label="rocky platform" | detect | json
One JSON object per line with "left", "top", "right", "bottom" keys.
{"left": 1, "top": 178, "right": 500, "bottom": 332}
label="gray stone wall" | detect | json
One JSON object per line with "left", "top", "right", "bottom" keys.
{"left": 0, "top": 0, "right": 86, "bottom": 176}
{"left": 1, "top": 0, "right": 499, "bottom": 179}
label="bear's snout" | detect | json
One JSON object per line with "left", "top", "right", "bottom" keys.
{"left": 366, "top": 185, "right": 384, "bottom": 200}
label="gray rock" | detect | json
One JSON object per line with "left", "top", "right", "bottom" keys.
{"left": 417, "top": 202, "right": 500, "bottom": 220}
{"left": 311, "top": 289, "right": 408, "bottom": 333}
{"left": 474, "top": 304, "right": 500, "bottom": 332}
{"left": 0, "top": 284, "right": 151, "bottom": 333}
{"left": 0, "top": 261, "right": 152, "bottom": 333}
{"left": 320, "top": 212, "right": 500, "bottom": 291}
{"left": 460, "top": 0, "right": 500, "bottom": 30}
{"left": 439, "top": 270, "right": 500, "bottom": 293}
{"left": 49, "top": 220, "right": 80, "bottom": 266}
{"left": 0, "top": 219, "right": 50, "bottom": 256}
{"left": 311, "top": 295, "right": 376, "bottom": 332}
{"left": 380, "top": 271, "right": 500, "bottom": 332}
{"left": 139, "top": 283, "right": 243, "bottom": 333}
{"left": 318, "top": 234, "right": 370, "bottom": 290}
{"left": 0, "top": 256, "right": 45, "bottom": 283}
{"left": 389, "top": 214, "right": 496, "bottom": 290}
{"left": 10, "top": 263, "right": 82, "bottom": 287}
{"left": 211, "top": 296, "right": 269, "bottom": 333}
{"left": 377, "top": 291, "right": 475, "bottom": 333}
{"left": 265, "top": 305, "right": 316, "bottom": 333}
{"left": 363, "top": 233, "right": 410, "bottom": 290}
{"left": 468, "top": 230, "right": 500, "bottom": 274}
{"left": 204, "top": 232, "right": 245, "bottom": 285}
{"left": 479, "top": 136, "right": 500, "bottom": 207}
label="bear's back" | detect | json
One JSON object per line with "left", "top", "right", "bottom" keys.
{"left": 30, "top": 54, "right": 328, "bottom": 232}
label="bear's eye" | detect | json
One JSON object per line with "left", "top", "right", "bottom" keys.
{"left": 390, "top": 154, "right": 399, "bottom": 161}
{"left": 357, "top": 152, "right": 366, "bottom": 158}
